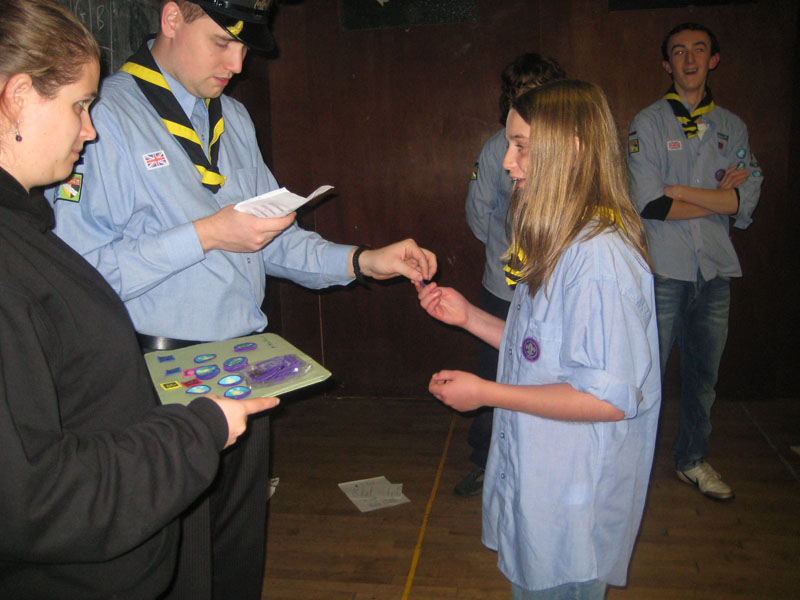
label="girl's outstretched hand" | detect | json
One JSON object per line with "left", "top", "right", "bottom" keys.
{"left": 428, "top": 370, "right": 485, "bottom": 412}
{"left": 414, "top": 281, "right": 470, "bottom": 328}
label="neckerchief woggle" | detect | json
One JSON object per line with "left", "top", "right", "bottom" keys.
{"left": 121, "top": 42, "right": 226, "bottom": 192}
{"left": 503, "top": 208, "right": 626, "bottom": 287}
{"left": 664, "top": 85, "right": 715, "bottom": 139}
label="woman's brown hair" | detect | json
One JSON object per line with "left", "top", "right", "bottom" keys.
{"left": 0, "top": 0, "right": 100, "bottom": 99}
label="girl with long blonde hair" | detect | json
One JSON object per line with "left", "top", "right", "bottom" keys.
{"left": 417, "top": 80, "right": 661, "bottom": 599}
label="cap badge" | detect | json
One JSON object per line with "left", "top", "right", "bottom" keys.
{"left": 228, "top": 20, "right": 244, "bottom": 36}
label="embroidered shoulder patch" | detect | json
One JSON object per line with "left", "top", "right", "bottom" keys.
{"left": 57, "top": 173, "right": 84, "bottom": 203}
{"left": 143, "top": 150, "right": 170, "bottom": 170}
{"left": 628, "top": 139, "right": 639, "bottom": 154}
{"left": 470, "top": 161, "right": 479, "bottom": 181}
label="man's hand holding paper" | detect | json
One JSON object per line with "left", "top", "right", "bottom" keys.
{"left": 234, "top": 185, "right": 334, "bottom": 218}
{"left": 194, "top": 205, "right": 296, "bottom": 253}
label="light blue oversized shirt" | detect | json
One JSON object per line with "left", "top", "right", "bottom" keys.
{"left": 465, "top": 128, "right": 515, "bottom": 301}
{"left": 482, "top": 228, "right": 661, "bottom": 590}
{"left": 627, "top": 98, "right": 762, "bottom": 281}
{"left": 51, "top": 57, "right": 353, "bottom": 341}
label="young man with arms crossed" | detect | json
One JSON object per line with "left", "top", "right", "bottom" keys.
{"left": 627, "top": 22, "right": 762, "bottom": 501}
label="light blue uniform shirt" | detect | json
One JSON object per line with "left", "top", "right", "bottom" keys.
{"left": 627, "top": 99, "right": 762, "bottom": 281}
{"left": 465, "top": 128, "right": 515, "bottom": 301}
{"left": 51, "top": 58, "right": 353, "bottom": 341}
{"left": 482, "top": 228, "right": 661, "bottom": 590}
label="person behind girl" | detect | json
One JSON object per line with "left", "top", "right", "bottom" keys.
{"left": 417, "top": 80, "right": 661, "bottom": 599}
{"left": 0, "top": 1, "right": 278, "bottom": 597}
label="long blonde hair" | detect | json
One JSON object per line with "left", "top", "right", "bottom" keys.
{"left": 505, "top": 80, "right": 650, "bottom": 297}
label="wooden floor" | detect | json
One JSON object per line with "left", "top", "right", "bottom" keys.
{"left": 262, "top": 391, "right": 800, "bottom": 599}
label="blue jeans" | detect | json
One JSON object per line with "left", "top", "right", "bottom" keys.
{"left": 512, "top": 580, "right": 607, "bottom": 600}
{"left": 654, "top": 273, "right": 730, "bottom": 471}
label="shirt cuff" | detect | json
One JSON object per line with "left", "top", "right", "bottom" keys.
{"left": 161, "top": 222, "right": 205, "bottom": 271}
{"left": 566, "top": 367, "right": 642, "bottom": 419}
{"left": 325, "top": 243, "right": 358, "bottom": 284}
{"left": 188, "top": 396, "right": 229, "bottom": 450}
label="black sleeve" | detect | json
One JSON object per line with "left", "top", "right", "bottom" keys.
{"left": 640, "top": 195, "right": 673, "bottom": 221}
{"left": 0, "top": 288, "right": 224, "bottom": 563}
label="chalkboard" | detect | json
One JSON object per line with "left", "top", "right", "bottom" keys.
{"left": 55, "top": 0, "right": 160, "bottom": 75}
{"left": 340, "top": 0, "right": 477, "bottom": 31}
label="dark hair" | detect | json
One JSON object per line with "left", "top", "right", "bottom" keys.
{"left": 499, "top": 53, "right": 565, "bottom": 125}
{"left": 661, "top": 22, "right": 720, "bottom": 61}
{"left": 0, "top": 0, "right": 100, "bottom": 99}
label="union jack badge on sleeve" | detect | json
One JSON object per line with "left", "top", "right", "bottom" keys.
{"left": 143, "top": 150, "right": 169, "bottom": 170}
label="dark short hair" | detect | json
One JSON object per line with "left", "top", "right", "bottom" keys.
{"left": 661, "top": 22, "right": 720, "bottom": 62}
{"left": 499, "top": 53, "right": 565, "bottom": 125}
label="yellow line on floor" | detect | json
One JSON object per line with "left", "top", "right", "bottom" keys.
{"left": 402, "top": 413, "right": 457, "bottom": 599}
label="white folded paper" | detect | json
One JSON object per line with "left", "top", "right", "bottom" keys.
{"left": 338, "top": 476, "right": 410, "bottom": 512}
{"left": 234, "top": 185, "right": 334, "bottom": 218}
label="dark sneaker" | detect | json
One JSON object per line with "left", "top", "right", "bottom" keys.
{"left": 677, "top": 462, "right": 735, "bottom": 501}
{"left": 454, "top": 467, "right": 485, "bottom": 497}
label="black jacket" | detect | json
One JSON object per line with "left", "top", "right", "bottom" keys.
{"left": 0, "top": 167, "right": 227, "bottom": 599}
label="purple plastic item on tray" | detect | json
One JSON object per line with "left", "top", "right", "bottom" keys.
{"left": 247, "top": 355, "right": 307, "bottom": 384}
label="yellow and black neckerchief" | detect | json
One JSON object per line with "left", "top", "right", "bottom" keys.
{"left": 502, "top": 208, "right": 626, "bottom": 287}
{"left": 664, "top": 85, "right": 715, "bottom": 139}
{"left": 504, "top": 247, "right": 526, "bottom": 287}
{"left": 121, "top": 42, "right": 226, "bottom": 192}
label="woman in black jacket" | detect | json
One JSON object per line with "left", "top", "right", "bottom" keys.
{"left": 0, "top": 2, "right": 278, "bottom": 597}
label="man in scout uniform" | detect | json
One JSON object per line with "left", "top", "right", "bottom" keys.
{"left": 627, "top": 22, "right": 762, "bottom": 502}
{"left": 50, "top": 1, "right": 436, "bottom": 598}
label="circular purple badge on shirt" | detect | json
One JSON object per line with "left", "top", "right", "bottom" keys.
{"left": 522, "top": 337, "right": 540, "bottom": 362}
{"left": 714, "top": 169, "right": 725, "bottom": 182}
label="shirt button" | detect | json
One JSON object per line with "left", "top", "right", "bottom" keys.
{"left": 516, "top": 304, "right": 521, "bottom": 310}
{"left": 499, "top": 432, "right": 505, "bottom": 439}
{"left": 500, "top": 473, "right": 506, "bottom": 480}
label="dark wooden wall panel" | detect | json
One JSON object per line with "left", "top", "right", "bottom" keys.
{"left": 243, "top": 0, "right": 798, "bottom": 399}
